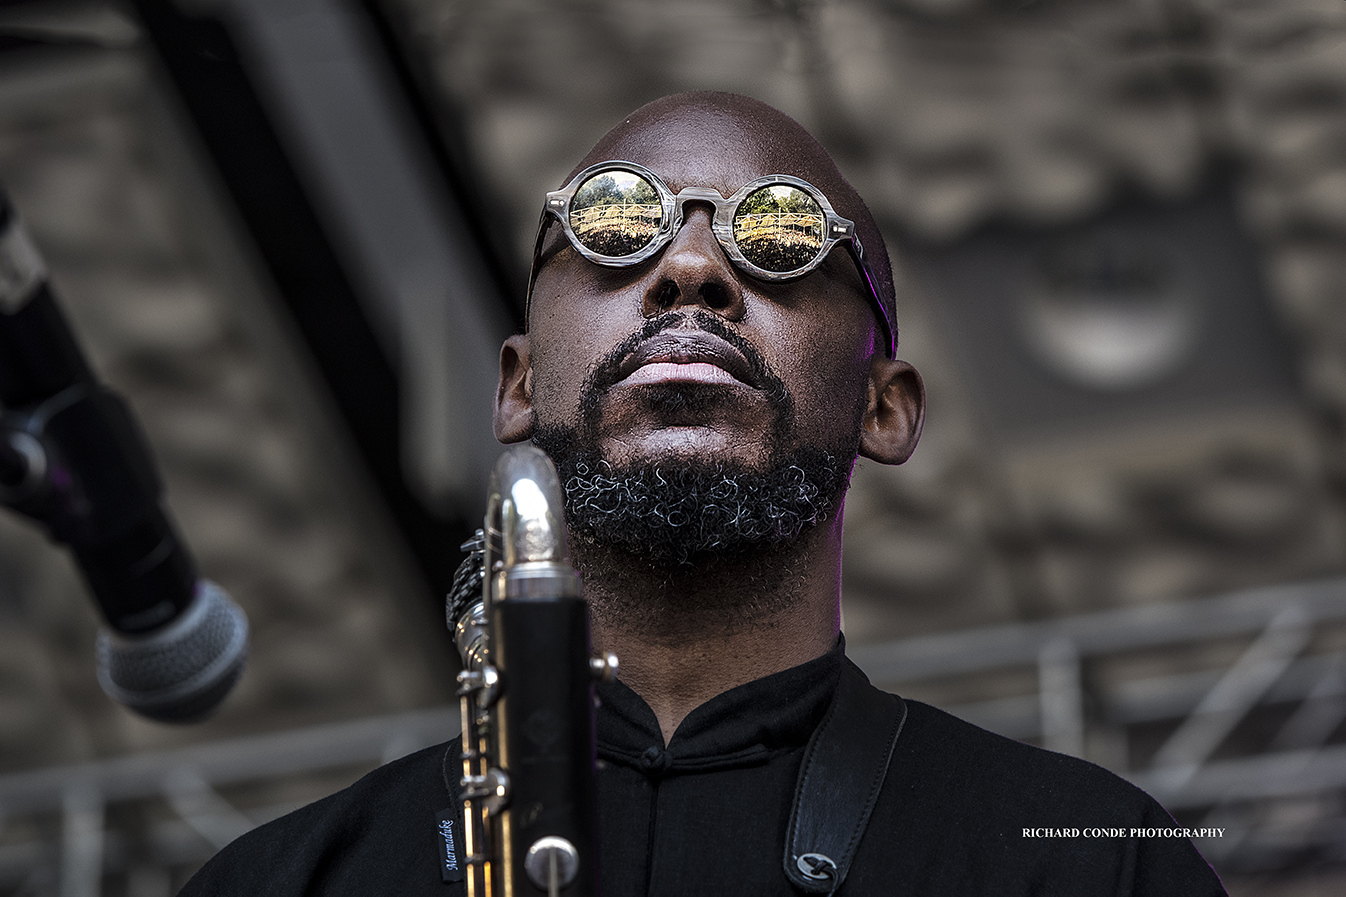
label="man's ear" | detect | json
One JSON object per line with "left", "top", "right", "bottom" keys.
{"left": 858, "top": 357, "right": 925, "bottom": 465}
{"left": 494, "top": 333, "right": 535, "bottom": 443}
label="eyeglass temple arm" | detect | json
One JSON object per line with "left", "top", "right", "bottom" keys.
{"left": 524, "top": 207, "right": 562, "bottom": 324}
{"left": 841, "top": 235, "right": 894, "bottom": 357}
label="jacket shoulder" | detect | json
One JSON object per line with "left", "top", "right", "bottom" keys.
{"left": 848, "top": 684, "right": 1226, "bottom": 895}
{"left": 176, "top": 739, "right": 459, "bottom": 896}
{"left": 898, "top": 698, "right": 1150, "bottom": 810}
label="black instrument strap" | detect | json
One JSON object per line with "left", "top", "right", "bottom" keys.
{"left": 784, "top": 660, "right": 907, "bottom": 894}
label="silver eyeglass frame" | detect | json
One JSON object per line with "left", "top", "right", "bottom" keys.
{"left": 527, "top": 160, "right": 894, "bottom": 356}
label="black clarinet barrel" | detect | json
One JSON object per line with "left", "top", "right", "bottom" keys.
{"left": 494, "top": 595, "right": 598, "bottom": 896}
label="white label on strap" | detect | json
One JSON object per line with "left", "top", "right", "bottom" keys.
{"left": 0, "top": 219, "right": 47, "bottom": 314}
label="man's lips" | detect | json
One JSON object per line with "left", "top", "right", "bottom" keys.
{"left": 613, "top": 331, "right": 759, "bottom": 389}
{"left": 621, "top": 362, "right": 741, "bottom": 387}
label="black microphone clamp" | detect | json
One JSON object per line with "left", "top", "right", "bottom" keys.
{"left": 0, "top": 191, "right": 247, "bottom": 722}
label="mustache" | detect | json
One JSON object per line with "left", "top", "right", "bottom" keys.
{"left": 580, "top": 311, "right": 790, "bottom": 407}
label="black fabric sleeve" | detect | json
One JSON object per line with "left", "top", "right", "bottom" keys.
{"left": 176, "top": 741, "right": 463, "bottom": 897}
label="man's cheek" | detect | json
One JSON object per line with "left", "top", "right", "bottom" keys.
{"left": 529, "top": 368, "right": 584, "bottom": 428}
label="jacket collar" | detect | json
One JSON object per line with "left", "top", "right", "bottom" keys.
{"left": 596, "top": 635, "right": 845, "bottom": 776}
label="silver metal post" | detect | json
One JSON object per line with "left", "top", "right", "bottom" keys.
{"left": 1038, "top": 637, "right": 1085, "bottom": 757}
{"left": 60, "top": 782, "right": 103, "bottom": 897}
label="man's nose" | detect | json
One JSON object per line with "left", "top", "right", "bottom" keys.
{"left": 641, "top": 206, "right": 746, "bottom": 320}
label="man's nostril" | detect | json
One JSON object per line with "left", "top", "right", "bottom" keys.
{"left": 654, "top": 280, "right": 679, "bottom": 310}
{"left": 701, "top": 282, "right": 730, "bottom": 310}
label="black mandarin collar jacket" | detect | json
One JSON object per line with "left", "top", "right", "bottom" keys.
{"left": 178, "top": 637, "right": 1227, "bottom": 896}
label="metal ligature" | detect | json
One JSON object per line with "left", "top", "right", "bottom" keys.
{"left": 448, "top": 445, "right": 616, "bottom": 897}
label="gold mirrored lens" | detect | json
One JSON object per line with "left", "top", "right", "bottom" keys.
{"left": 569, "top": 171, "right": 662, "bottom": 257}
{"left": 733, "top": 185, "right": 825, "bottom": 273}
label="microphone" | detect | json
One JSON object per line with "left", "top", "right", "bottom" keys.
{"left": 0, "top": 190, "right": 247, "bottom": 722}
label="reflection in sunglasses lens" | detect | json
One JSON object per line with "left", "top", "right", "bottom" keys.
{"left": 733, "top": 185, "right": 825, "bottom": 273}
{"left": 570, "top": 171, "right": 662, "bottom": 257}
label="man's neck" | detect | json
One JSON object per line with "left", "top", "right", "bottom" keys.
{"left": 578, "top": 524, "right": 843, "bottom": 746}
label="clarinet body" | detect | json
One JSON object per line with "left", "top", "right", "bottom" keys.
{"left": 450, "top": 445, "right": 614, "bottom": 897}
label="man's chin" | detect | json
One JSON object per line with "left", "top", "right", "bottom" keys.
{"left": 594, "top": 429, "right": 771, "bottom": 473}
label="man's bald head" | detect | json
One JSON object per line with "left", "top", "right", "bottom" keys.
{"left": 496, "top": 90, "right": 924, "bottom": 633}
{"left": 541, "top": 91, "right": 897, "bottom": 351}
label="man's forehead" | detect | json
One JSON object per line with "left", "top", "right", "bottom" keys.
{"left": 600, "top": 143, "right": 763, "bottom": 197}
{"left": 572, "top": 97, "right": 852, "bottom": 204}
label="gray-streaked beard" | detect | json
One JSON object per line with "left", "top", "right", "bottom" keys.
{"left": 532, "top": 428, "right": 855, "bottom": 635}
{"left": 533, "top": 433, "right": 852, "bottom": 566}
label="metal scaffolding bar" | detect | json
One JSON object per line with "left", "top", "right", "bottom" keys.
{"left": 850, "top": 578, "right": 1346, "bottom": 684}
{"left": 0, "top": 705, "right": 456, "bottom": 815}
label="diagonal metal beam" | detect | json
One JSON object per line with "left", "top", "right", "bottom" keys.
{"left": 1269, "top": 653, "right": 1346, "bottom": 753}
{"left": 1147, "top": 606, "right": 1311, "bottom": 793}
{"left": 162, "top": 768, "right": 255, "bottom": 851}
{"left": 1132, "top": 741, "right": 1346, "bottom": 810}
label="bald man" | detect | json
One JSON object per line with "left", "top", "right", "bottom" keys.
{"left": 179, "top": 93, "right": 1226, "bottom": 896}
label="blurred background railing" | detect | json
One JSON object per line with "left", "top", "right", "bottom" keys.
{"left": 2, "top": 0, "right": 1346, "bottom": 894}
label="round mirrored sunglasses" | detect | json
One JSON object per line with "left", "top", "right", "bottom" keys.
{"left": 527, "top": 160, "right": 894, "bottom": 356}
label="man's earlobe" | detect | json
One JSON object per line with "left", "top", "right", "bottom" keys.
{"left": 494, "top": 334, "right": 535, "bottom": 444}
{"left": 858, "top": 358, "right": 925, "bottom": 465}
